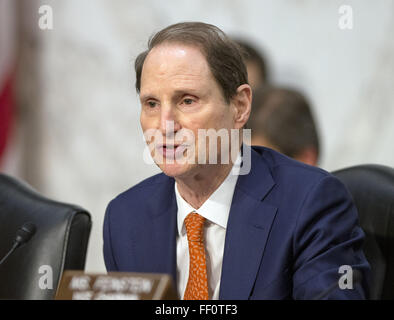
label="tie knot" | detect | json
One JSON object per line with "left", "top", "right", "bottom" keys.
{"left": 184, "top": 212, "right": 205, "bottom": 242}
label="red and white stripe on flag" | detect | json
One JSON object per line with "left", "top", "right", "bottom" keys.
{"left": 0, "top": 73, "right": 13, "bottom": 163}
{"left": 0, "top": 0, "right": 16, "bottom": 166}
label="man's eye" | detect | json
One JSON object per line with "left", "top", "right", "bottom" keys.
{"left": 147, "top": 101, "right": 157, "bottom": 108}
{"left": 183, "top": 98, "right": 194, "bottom": 105}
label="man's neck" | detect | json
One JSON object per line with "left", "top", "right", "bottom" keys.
{"left": 175, "top": 162, "right": 234, "bottom": 209}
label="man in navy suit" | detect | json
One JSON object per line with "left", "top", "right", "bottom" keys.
{"left": 103, "top": 22, "right": 370, "bottom": 299}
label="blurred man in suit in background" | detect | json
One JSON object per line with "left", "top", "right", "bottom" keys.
{"left": 234, "top": 38, "right": 320, "bottom": 166}
{"left": 248, "top": 86, "right": 320, "bottom": 166}
{"left": 234, "top": 39, "right": 269, "bottom": 90}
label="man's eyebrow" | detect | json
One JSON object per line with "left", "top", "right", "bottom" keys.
{"left": 140, "top": 89, "right": 200, "bottom": 102}
{"left": 139, "top": 94, "right": 156, "bottom": 102}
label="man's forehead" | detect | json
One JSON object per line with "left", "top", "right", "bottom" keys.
{"left": 149, "top": 43, "right": 191, "bottom": 58}
{"left": 143, "top": 43, "right": 210, "bottom": 75}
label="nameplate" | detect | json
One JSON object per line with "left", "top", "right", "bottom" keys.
{"left": 55, "top": 271, "right": 178, "bottom": 300}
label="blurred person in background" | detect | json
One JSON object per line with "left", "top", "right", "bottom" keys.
{"left": 234, "top": 39, "right": 269, "bottom": 90}
{"left": 248, "top": 86, "right": 320, "bottom": 166}
{"left": 235, "top": 38, "right": 320, "bottom": 166}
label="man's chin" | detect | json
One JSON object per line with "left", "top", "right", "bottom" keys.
{"left": 156, "top": 162, "right": 193, "bottom": 178}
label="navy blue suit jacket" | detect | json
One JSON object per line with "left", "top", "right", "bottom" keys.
{"left": 103, "top": 146, "right": 370, "bottom": 299}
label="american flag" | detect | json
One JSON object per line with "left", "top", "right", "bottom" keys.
{"left": 0, "top": 0, "right": 16, "bottom": 168}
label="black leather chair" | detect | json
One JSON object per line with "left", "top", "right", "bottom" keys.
{"left": 0, "top": 174, "right": 92, "bottom": 300}
{"left": 332, "top": 164, "right": 394, "bottom": 300}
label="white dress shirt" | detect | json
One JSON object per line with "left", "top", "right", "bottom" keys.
{"left": 175, "top": 155, "right": 241, "bottom": 300}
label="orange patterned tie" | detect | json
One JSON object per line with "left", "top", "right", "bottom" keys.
{"left": 183, "top": 212, "right": 209, "bottom": 300}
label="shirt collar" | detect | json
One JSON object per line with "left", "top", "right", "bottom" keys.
{"left": 175, "top": 153, "right": 241, "bottom": 236}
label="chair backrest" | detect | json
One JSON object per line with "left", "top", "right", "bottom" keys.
{"left": 0, "top": 174, "right": 92, "bottom": 300}
{"left": 332, "top": 164, "right": 394, "bottom": 300}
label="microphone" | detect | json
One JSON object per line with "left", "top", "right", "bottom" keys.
{"left": 312, "top": 269, "right": 363, "bottom": 300}
{"left": 0, "top": 222, "right": 37, "bottom": 266}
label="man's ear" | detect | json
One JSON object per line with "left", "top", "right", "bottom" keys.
{"left": 232, "top": 84, "right": 252, "bottom": 129}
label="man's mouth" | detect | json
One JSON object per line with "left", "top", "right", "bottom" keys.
{"left": 156, "top": 143, "right": 190, "bottom": 159}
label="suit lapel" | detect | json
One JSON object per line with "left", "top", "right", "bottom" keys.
{"left": 148, "top": 176, "right": 178, "bottom": 285}
{"left": 219, "top": 147, "right": 277, "bottom": 299}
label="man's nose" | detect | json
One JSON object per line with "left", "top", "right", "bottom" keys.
{"left": 159, "top": 106, "right": 181, "bottom": 136}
